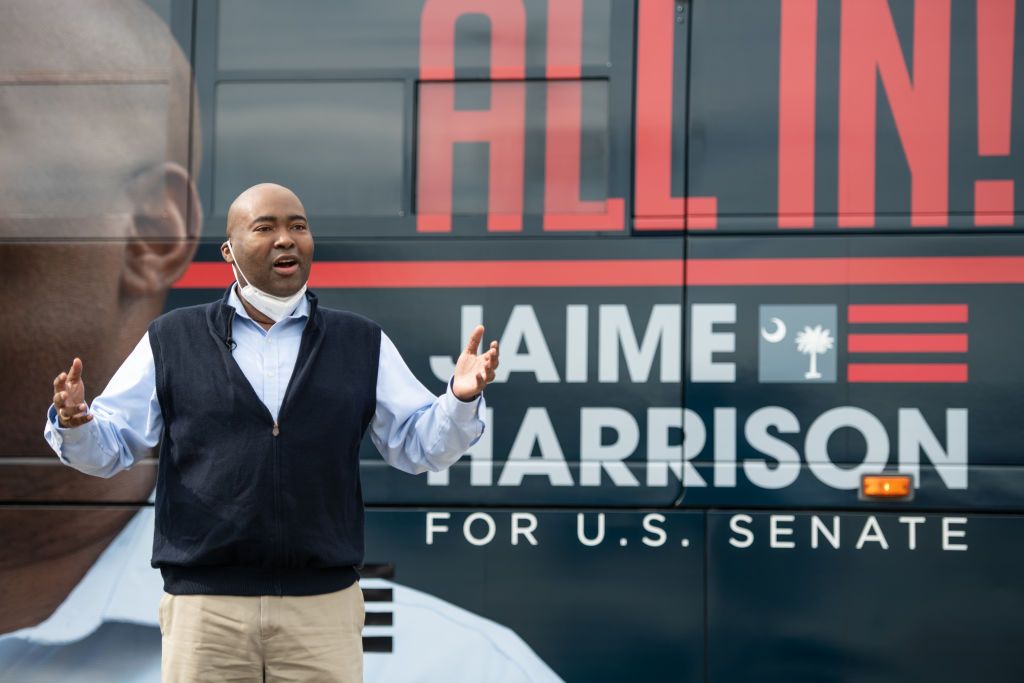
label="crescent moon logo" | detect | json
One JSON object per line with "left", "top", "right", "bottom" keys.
{"left": 760, "top": 317, "right": 787, "bottom": 343}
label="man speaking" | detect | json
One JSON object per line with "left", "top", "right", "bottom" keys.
{"left": 45, "top": 182, "right": 500, "bottom": 682}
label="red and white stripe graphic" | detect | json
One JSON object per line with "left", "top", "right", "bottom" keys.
{"left": 846, "top": 304, "right": 968, "bottom": 383}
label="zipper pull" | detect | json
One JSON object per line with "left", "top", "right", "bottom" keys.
{"left": 272, "top": 422, "right": 280, "bottom": 436}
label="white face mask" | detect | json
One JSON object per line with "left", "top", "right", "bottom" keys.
{"left": 225, "top": 240, "right": 307, "bottom": 322}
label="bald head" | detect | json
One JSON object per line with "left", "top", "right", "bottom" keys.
{"left": 220, "top": 183, "right": 313, "bottom": 301}
{"left": 1, "top": 0, "right": 186, "bottom": 75}
{"left": 226, "top": 183, "right": 307, "bottom": 239}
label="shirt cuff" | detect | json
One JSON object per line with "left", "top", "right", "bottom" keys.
{"left": 443, "top": 377, "right": 482, "bottom": 421}
{"left": 46, "top": 402, "right": 96, "bottom": 446}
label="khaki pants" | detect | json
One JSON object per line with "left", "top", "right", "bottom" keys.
{"left": 160, "top": 582, "right": 365, "bottom": 683}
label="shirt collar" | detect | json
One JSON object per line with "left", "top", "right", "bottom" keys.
{"left": 227, "top": 283, "right": 309, "bottom": 323}
{"left": 0, "top": 491, "right": 162, "bottom": 643}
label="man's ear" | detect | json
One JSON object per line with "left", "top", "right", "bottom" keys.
{"left": 121, "top": 162, "right": 202, "bottom": 297}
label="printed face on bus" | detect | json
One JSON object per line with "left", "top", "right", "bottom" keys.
{"left": 0, "top": 0, "right": 200, "bottom": 633}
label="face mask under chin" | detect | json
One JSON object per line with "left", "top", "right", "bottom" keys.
{"left": 225, "top": 240, "right": 307, "bottom": 322}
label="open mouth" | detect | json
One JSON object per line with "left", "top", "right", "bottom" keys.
{"left": 272, "top": 256, "right": 299, "bottom": 275}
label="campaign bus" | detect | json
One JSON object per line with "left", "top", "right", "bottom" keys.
{"left": 2, "top": 0, "right": 1022, "bottom": 681}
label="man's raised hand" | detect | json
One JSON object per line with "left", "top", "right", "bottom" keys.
{"left": 52, "top": 357, "right": 91, "bottom": 428}
{"left": 452, "top": 325, "right": 500, "bottom": 401}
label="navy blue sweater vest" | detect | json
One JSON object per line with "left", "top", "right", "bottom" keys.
{"left": 147, "top": 286, "right": 380, "bottom": 596}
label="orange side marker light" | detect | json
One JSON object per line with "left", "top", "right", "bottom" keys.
{"left": 861, "top": 475, "right": 912, "bottom": 499}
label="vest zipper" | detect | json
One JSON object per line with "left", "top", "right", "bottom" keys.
{"left": 272, "top": 422, "right": 283, "bottom": 596}
{"left": 264, "top": 303, "right": 315, "bottom": 595}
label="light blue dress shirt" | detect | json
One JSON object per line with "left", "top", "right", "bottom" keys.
{"left": 43, "top": 285, "right": 485, "bottom": 477}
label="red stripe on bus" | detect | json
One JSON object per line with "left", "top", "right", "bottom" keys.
{"left": 847, "top": 333, "right": 968, "bottom": 353}
{"left": 847, "top": 304, "right": 968, "bottom": 323}
{"left": 174, "top": 257, "right": 1024, "bottom": 289}
{"left": 847, "top": 363, "right": 968, "bottom": 383}
{"left": 686, "top": 257, "right": 1024, "bottom": 285}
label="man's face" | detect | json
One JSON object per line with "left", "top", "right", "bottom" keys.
{"left": 223, "top": 186, "right": 314, "bottom": 298}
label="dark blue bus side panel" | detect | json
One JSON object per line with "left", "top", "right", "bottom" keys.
{"left": 707, "top": 511, "right": 1024, "bottom": 683}
{"left": 365, "top": 509, "right": 705, "bottom": 683}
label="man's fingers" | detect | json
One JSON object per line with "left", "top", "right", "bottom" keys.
{"left": 479, "top": 356, "right": 496, "bottom": 383}
{"left": 53, "top": 372, "right": 66, "bottom": 392}
{"left": 57, "top": 401, "right": 90, "bottom": 428}
{"left": 67, "top": 357, "right": 82, "bottom": 382}
{"left": 54, "top": 391, "right": 73, "bottom": 409}
{"left": 61, "top": 409, "right": 93, "bottom": 428}
{"left": 56, "top": 397, "right": 87, "bottom": 416}
{"left": 464, "top": 325, "right": 485, "bottom": 355}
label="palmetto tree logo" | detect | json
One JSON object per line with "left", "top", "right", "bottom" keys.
{"left": 795, "top": 324, "right": 834, "bottom": 379}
